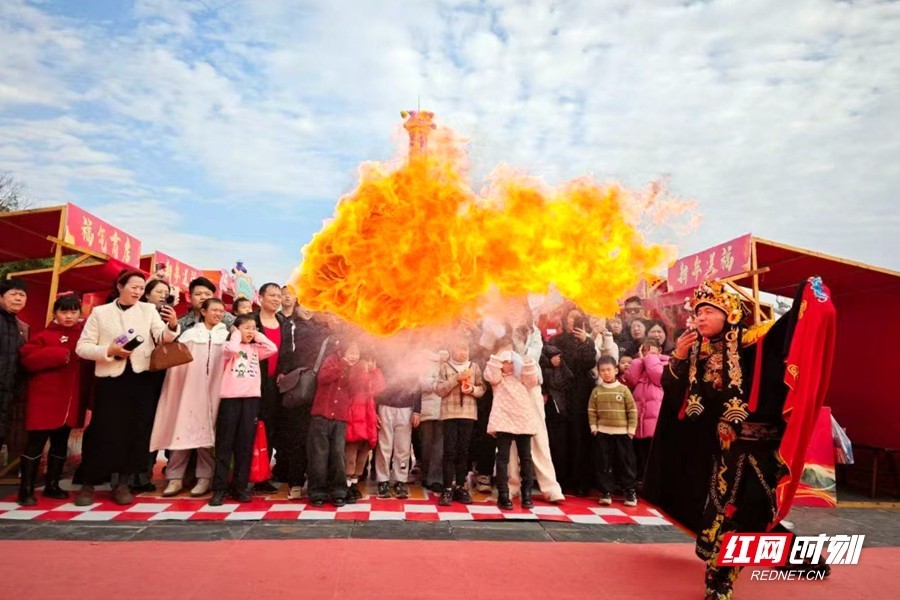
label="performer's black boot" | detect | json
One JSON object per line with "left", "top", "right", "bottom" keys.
{"left": 497, "top": 491, "right": 513, "bottom": 510}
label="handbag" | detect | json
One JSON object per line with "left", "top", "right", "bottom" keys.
{"left": 149, "top": 331, "right": 194, "bottom": 372}
{"left": 249, "top": 420, "right": 272, "bottom": 483}
{"left": 279, "top": 336, "right": 331, "bottom": 409}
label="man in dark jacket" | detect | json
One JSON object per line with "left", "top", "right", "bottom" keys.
{"left": 0, "top": 280, "right": 28, "bottom": 459}
{"left": 274, "top": 310, "right": 333, "bottom": 499}
{"left": 548, "top": 308, "right": 596, "bottom": 496}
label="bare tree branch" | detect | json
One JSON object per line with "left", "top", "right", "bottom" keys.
{"left": 0, "top": 171, "right": 32, "bottom": 212}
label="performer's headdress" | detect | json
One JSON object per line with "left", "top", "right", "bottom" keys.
{"left": 690, "top": 279, "right": 745, "bottom": 325}
{"left": 684, "top": 279, "right": 750, "bottom": 426}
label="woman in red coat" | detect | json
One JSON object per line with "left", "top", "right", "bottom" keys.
{"left": 17, "top": 294, "right": 85, "bottom": 505}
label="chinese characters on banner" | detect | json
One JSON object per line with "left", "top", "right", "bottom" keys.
{"left": 667, "top": 234, "right": 753, "bottom": 292}
{"left": 63, "top": 203, "right": 141, "bottom": 268}
{"left": 151, "top": 251, "right": 202, "bottom": 302}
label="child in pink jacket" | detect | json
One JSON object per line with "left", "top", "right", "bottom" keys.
{"left": 210, "top": 315, "right": 278, "bottom": 506}
{"left": 623, "top": 339, "right": 668, "bottom": 481}
{"left": 484, "top": 350, "right": 541, "bottom": 511}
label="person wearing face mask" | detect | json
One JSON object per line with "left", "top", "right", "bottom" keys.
{"left": 151, "top": 298, "right": 230, "bottom": 498}
{"left": 74, "top": 270, "right": 180, "bottom": 507}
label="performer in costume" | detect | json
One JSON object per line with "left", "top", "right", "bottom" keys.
{"left": 643, "top": 277, "right": 837, "bottom": 600}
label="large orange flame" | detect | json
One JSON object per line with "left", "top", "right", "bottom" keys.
{"left": 290, "top": 123, "right": 692, "bottom": 336}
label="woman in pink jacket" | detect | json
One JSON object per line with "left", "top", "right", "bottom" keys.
{"left": 209, "top": 315, "right": 278, "bottom": 506}
{"left": 484, "top": 350, "right": 541, "bottom": 511}
{"left": 623, "top": 339, "right": 668, "bottom": 481}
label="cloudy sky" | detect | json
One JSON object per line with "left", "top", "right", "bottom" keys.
{"left": 2, "top": 0, "right": 898, "bottom": 285}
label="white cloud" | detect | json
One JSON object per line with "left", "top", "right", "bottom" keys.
{"left": 0, "top": 0, "right": 897, "bottom": 287}
{"left": 90, "top": 198, "right": 290, "bottom": 285}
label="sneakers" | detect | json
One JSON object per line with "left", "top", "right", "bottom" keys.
{"left": 453, "top": 487, "right": 473, "bottom": 505}
{"left": 162, "top": 479, "right": 183, "bottom": 497}
{"left": 376, "top": 481, "right": 392, "bottom": 499}
{"left": 624, "top": 490, "right": 638, "bottom": 507}
{"left": 209, "top": 490, "right": 227, "bottom": 506}
{"left": 74, "top": 485, "right": 95, "bottom": 507}
{"left": 287, "top": 486, "right": 303, "bottom": 501}
{"left": 393, "top": 482, "right": 409, "bottom": 500}
{"left": 190, "top": 478, "right": 211, "bottom": 497}
{"left": 599, "top": 493, "right": 612, "bottom": 506}
{"left": 475, "top": 474, "right": 492, "bottom": 494}
{"left": 438, "top": 489, "right": 453, "bottom": 506}
{"left": 347, "top": 483, "right": 363, "bottom": 502}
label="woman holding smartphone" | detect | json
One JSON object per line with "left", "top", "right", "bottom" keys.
{"left": 547, "top": 308, "right": 597, "bottom": 496}
{"left": 129, "top": 279, "right": 174, "bottom": 493}
{"left": 74, "top": 270, "right": 180, "bottom": 506}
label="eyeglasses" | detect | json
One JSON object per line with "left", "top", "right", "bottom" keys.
{"left": 624, "top": 307, "right": 642, "bottom": 314}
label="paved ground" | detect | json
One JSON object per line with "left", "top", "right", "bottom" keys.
{"left": 0, "top": 503, "right": 895, "bottom": 545}
{"left": 2, "top": 480, "right": 896, "bottom": 544}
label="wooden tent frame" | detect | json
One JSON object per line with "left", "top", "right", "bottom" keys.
{"left": 1, "top": 205, "right": 118, "bottom": 325}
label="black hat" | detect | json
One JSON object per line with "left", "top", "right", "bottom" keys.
{"left": 0, "top": 279, "right": 27, "bottom": 296}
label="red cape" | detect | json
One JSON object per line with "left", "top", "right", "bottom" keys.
{"left": 772, "top": 278, "right": 837, "bottom": 525}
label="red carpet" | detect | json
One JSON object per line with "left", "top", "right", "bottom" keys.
{"left": 2, "top": 539, "right": 896, "bottom": 599}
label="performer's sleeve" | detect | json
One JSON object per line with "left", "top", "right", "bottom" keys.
{"left": 660, "top": 355, "right": 690, "bottom": 417}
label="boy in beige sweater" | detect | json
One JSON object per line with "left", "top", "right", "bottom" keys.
{"left": 588, "top": 355, "right": 638, "bottom": 507}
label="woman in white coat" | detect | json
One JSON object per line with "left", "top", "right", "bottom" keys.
{"left": 75, "top": 270, "right": 180, "bottom": 506}
{"left": 150, "top": 298, "right": 228, "bottom": 497}
{"left": 497, "top": 303, "right": 565, "bottom": 503}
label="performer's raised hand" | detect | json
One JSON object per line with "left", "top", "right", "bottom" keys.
{"left": 674, "top": 329, "right": 699, "bottom": 359}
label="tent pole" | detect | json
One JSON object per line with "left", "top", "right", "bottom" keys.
{"left": 45, "top": 207, "right": 67, "bottom": 325}
{"left": 750, "top": 238, "right": 762, "bottom": 324}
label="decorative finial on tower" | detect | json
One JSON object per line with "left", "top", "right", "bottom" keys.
{"left": 400, "top": 108, "right": 436, "bottom": 157}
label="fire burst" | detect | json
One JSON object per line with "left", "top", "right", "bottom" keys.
{"left": 290, "top": 111, "right": 693, "bottom": 336}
